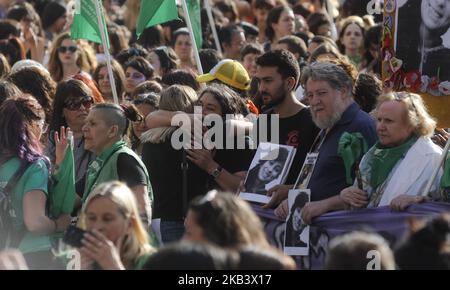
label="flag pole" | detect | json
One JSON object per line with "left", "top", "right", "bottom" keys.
{"left": 204, "top": 0, "right": 222, "bottom": 55}
{"left": 94, "top": 0, "right": 119, "bottom": 104}
{"left": 181, "top": 0, "right": 203, "bottom": 75}
{"left": 422, "top": 137, "right": 450, "bottom": 197}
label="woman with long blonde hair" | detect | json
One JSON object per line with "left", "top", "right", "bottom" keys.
{"left": 78, "top": 181, "right": 154, "bottom": 270}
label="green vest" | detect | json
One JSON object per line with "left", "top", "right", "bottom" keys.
{"left": 82, "top": 141, "right": 153, "bottom": 205}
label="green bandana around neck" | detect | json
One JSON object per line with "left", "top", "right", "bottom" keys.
{"left": 83, "top": 140, "right": 127, "bottom": 201}
{"left": 370, "top": 136, "right": 417, "bottom": 190}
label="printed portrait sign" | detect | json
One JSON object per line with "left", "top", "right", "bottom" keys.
{"left": 284, "top": 189, "right": 310, "bottom": 256}
{"left": 240, "top": 143, "right": 296, "bottom": 204}
{"left": 294, "top": 153, "right": 318, "bottom": 190}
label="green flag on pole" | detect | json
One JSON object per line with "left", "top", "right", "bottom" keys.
{"left": 70, "top": 0, "right": 109, "bottom": 48}
{"left": 338, "top": 132, "right": 368, "bottom": 185}
{"left": 50, "top": 138, "right": 76, "bottom": 217}
{"left": 186, "top": 0, "right": 202, "bottom": 49}
{"left": 136, "top": 0, "right": 179, "bottom": 39}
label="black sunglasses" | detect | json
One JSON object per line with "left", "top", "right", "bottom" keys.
{"left": 58, "top": 45, "right": 78, "bottom": 54}
{"left": 64, "top": 96, "right": 93, "bottom": 111}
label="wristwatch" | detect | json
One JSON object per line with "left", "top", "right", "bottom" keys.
{"left": 210, "top": 166, "right": 223, "bottom": 178}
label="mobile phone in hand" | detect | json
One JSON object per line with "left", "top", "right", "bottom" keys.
{"left": 62, "top": 225, "right": 87, "bottom": 248}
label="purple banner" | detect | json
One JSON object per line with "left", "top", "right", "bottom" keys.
{"left": 251, "top": 202, "right": 450, "bottom": 269}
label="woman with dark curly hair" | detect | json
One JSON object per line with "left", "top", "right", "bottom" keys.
{"left": 7, "top": 66, "right": 56, "bottom": 124}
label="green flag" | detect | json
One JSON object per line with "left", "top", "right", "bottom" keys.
{"left": 186, "top": 0, "right": 202, "bottom": 49}
{"left": 70, "top": 0, "right": 109, "bottom": 48}
{"left": 50, "top": 138, "right": 76, "bottom": 217}
{"left": 136, "top": 0, "right": 179, "bottom": 39}
{"left": 338, "top": 132, "right": 368, "bottom": 185}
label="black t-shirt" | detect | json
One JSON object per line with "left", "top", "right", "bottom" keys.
{"left": 256, "top": 107, "right": 320, "bottom": 184}
{"left": 207, "top": 135, "right": 256, "bottom": 191}
{"left": 75, "top": 153, "right": 147, "bottom": 197}
{"left": 117, "top": 153, "right": 147, "bottom": 188}
{"left": 141, "top": 139, "right": 209, "bottom": 221}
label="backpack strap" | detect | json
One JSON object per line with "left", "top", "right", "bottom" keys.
{"left": 1, "top": 160, "right": 32, "bottom": 249}
{"left": 2, "top": 160, "right": 31, "bottom": 195}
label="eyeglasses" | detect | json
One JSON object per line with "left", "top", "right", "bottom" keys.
{"left": 393, "top": 92, "right": 418, "bottom": 113}
{"left": 58, "top": 45, "right": 78, "bottom": 54}
{"left": 64, "top": 96, "right": 93, "bottom": 111}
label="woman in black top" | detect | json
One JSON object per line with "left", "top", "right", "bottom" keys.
{"left": 141, "top": 85, "right": 204, "bottom": 244}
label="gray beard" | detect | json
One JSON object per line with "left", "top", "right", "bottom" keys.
{"left": 311, "top": 99, "right": 348, "bottom": 129}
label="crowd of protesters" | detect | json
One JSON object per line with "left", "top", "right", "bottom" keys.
{"left": 0, "top": 0, "right": 449, "bottom": 270}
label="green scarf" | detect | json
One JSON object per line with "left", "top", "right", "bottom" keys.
{"left": 441, "top": 151, "right": 450, "bottom": 188}
{"left": 338, "top": 132, "right": 368, "bottom": 185}
{"left": 370, "top": 136, "right": 417, "bottom": 189}
{"left": 83, "top": 140, "right": 127, "bottom": 200}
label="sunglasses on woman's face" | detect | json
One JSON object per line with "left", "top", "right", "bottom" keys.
{"left": 64, "top": 96, "right": 93, "bottom": 111}
{"left": 58, "top": 45, "right": 78, "bottom": 54}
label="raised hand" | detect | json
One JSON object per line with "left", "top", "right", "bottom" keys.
{"left": 55, "top": 126, "right": 72, "bottom": 168}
